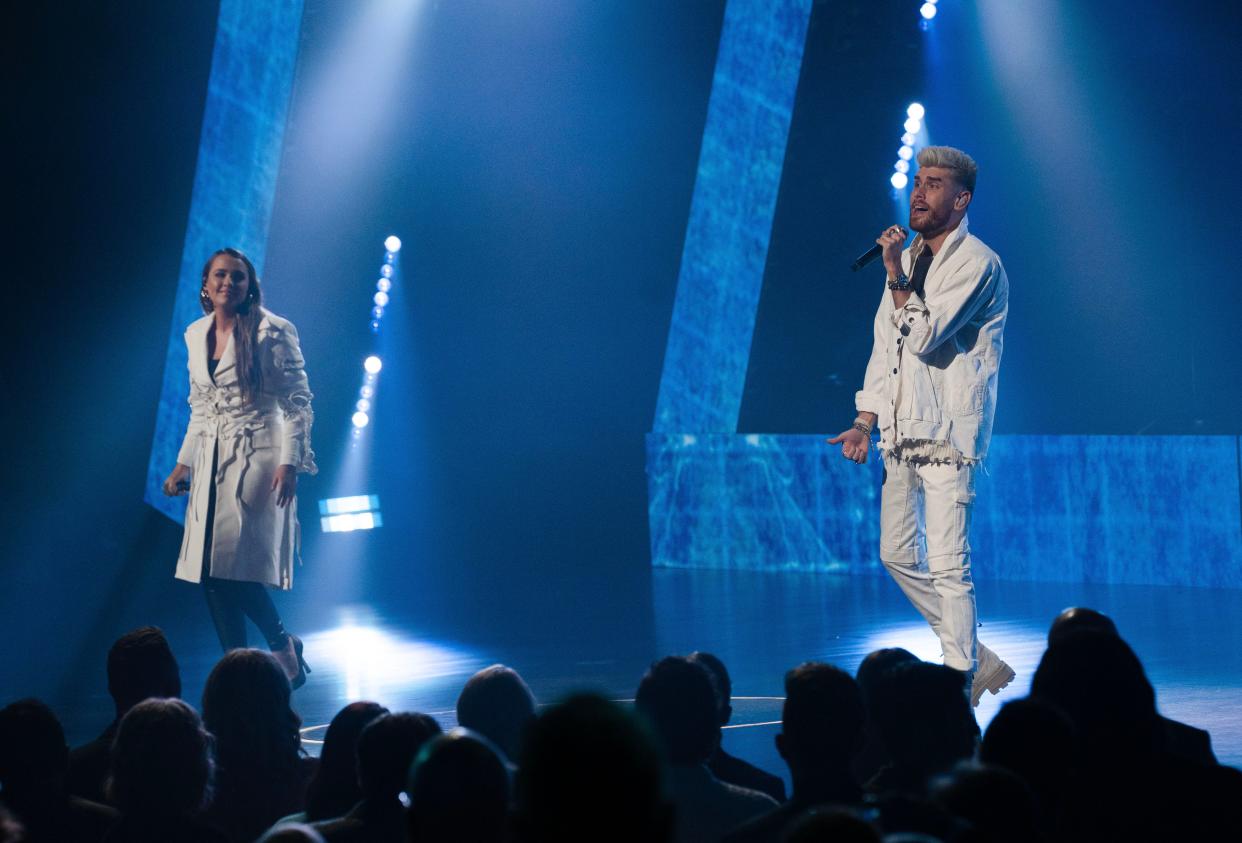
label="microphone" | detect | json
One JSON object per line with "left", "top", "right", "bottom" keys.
{"left": 849, "top": 226, "right": 908, "bottom": 271}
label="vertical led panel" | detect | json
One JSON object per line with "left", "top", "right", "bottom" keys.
{"left": 652, "top": 0, "right": 813, "bottom": 434}
{"left": 145, "top": 0, "right": 305, "bottom": 522}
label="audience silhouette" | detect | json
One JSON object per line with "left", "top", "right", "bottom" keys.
{"left": 635, "top": 656, "right": 778, "bottom": 843}
{"left": 726, "top": 662, "right": 865, "bottom": 843}
{"left": 0, "top": 698, "right": 117, "bottom": 843}
{"left": 67, "top": 627, "right": 181, "bottom": 806}
{"left": 201, "top": 649, "right": 316, "bottom": 843}
{"left": 513, "top": 693, "right": 673, "bottom": 843}
{"left": 104, "top": 697, "right": 225, "bottom": 843}
{"left": 455, "top": 664, "right": 536, "bottom": 767}
{"left": 688, "top": 651, "right": 787, "bottom": 802}
{"left": 308, "top": 712, "right": 441, "bottom": 842}
{"left": 404, "top": 728, "right": 510, "bottom": 843}
{"left": 296, "top": 702, "right": 389, "bottom": 824}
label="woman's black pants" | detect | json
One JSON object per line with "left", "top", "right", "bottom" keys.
{"left": 201, "top": 444, "right": 288, "bottom": 652}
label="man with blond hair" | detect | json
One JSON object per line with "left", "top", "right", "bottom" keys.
{"left": 828, "top": 146, "right": 1014, "bottom": 706}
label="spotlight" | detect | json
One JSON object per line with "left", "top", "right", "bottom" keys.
{"left": 891, "top": 172, "right": 909, "bottom": 189}
{"left": 920, "top": 2, "right": 937, "bottom": 20}
{"left": 373, "top": 291, "right": 390, "bottom": 307}
{"left": 351, "top": 411, "right": 370, "bottom": 429}
{"left": 904, "top": 117, "right": 922, "bottom": 134}
{"left": 370, "top": 320, "right": 381, "bottom": 333}
{"left": 895, "top": 160, "right": 910, "bottom": 174}
{"left": 356, "top": 398, "right": 371, "bottom": 412}
{"left": 360, "top": 385, "right": 374, "bottom": 398}
{"left": 384, "top": 235, "right": 402, "bottom": 253}
{"left": 364, "top": 355, "right": 383, "bottom": 374}
{"left": 380, "top": 265, "right": 393, "bottom": 279}
{"left": 907, "top": 102, "right": 925, "bottom": 120}
{"left": 376, "top": 278, "right": 392, "bottom": 293}
{"left": 372, "top": 306, "right": 384, "bottom": 320}
{"left": 901, "top": 132, "right": 916, "bottom": 146}
{"left": 898, "top": 145, "right": 913, "bottom": 160}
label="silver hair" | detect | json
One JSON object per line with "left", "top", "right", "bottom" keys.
{"left": 916, "top": 146, "right": 977, "bottom": 193}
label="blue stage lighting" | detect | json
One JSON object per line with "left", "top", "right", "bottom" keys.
{"left": 376, "top": 278, "right": 392, "bottom": 293}
{"left": 319, "top": 494, "right": 383, "bottom": 534}
{"left": 380, "top": 264, "right": 393, "bottom": 279}
{"left": 898, "top": 145, "right": 914, "bottom": 160}
{"left": 920, "top": 2, "right": 937, "bottom": 20}
{"left": 891, "top": 172, "right": 909, "bottom": 189}
{"left": 895, "top": 160, "right": 910, "bottom": 174}
{"left": 901, "top": 132, "right": 916, "bottom": 146}
{"left": 373, "top": 291, "right": 389, "bottom": 307}
{"left": 351, "top": 410, "right": 370, "bottom": 429}
{"left": 904, "top": 117, "right": 922, "bottom": 134}
{"left": 369, "top": 320, "right": 381, "bottom": 333}
{"left": 360, "top": 384, "right": 374, "bottom": 399}
{"left": 356, "top": 398, "right": 371, "bottom": 412}
{"left": 384, "top": 235, "right": 402, "bottom": 253}
{"left": 907, "top": 102, "right": 925, "bottom": 120}
{"left": 372, "top": 306, "right": 384, "bottom": 321}
{"left": 364, "top": 355, "right": 383, "bottom": 374}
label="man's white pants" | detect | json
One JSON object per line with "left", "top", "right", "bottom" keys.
{"left": 879, "top": 453, "right": 977, "bottom": 671}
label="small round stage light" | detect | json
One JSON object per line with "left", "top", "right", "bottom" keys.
{"left": 891, "top": 172, "right": 909, "bottom": 189}
{"left": 901, "top": 132, "right": 916, "bottom": 146}
{"left": 372, "top": 306, "right": 384, "bottom": 320}
{"left": 377, "top": 278, "right": 392, "bottom": 293}
{"left": 370, "top": 320, "right": 381, "bottom": 333}
{"left": 351, "top": 411, "right": 370, "bottom": 429}
{"left": 373, "top": 291, "right": 389, "bottom": 307}
{"left": 895, "top": 160, "right": 910, "bottom": 174}
{"left": 380, "top": 265, "right": 394, "bottom": 279}
{"left": 898, "top": 145, "right": 913, "bottom": 160}
{"left": 356, "top": 398, "right": 371, "bottom": 412}
{"left": 364, "top": 355, "right": 383, "bottom": 374}
{"left": 904, "top": 117, "right": 922, "bottom": 135}
{"left": 907, "top": 102, "right": 925, "bottom": 120}
{"left": 920, "top": 2, "right": 937, "bottom": 20}
{"left": 360, "top": 385, "right": 374, "bottom": 398}
{"left": 384, "top": 235, "right": 402, "bottom": 253}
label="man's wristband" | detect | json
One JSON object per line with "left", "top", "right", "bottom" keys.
{"left": 852, "top": 418, "right": 873, "bottom": 436}
{"left": 887, "top": 272, "right": 912, "bottom": 291}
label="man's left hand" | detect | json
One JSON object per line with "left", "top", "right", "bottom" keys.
{"left": 272, "top": 464, "right": 297, "bottom": 508}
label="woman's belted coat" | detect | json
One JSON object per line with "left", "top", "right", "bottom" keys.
{"left": 174, "top": 309, "right": 317, "bottom": 589}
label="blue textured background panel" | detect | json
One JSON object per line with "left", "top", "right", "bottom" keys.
{"left": 144, "top": 0, "right": 305, "bottom": 522}
{"left": 652, "top": 0, "right": 812, "bottom": 434}
{"left": 647, "top": 434, "right": 1242, "bottom": 588}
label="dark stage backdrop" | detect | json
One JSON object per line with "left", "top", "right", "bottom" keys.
{"left": 3, "top": 0, "right": 1240, "bottom": 702}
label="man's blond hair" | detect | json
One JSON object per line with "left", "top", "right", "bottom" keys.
{"left": 916, "top": 146, "right": 977, "bottom": 193}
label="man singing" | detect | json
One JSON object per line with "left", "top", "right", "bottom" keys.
{"left": 829, "top": 146, "right": 1014, "bottom": 706}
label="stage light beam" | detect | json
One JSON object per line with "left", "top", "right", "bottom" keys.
{"left": 364, "top": 355, "right": 383, "bottom": 375}
{"left": 384, "top": 235, "right": 402, "bottom": 253}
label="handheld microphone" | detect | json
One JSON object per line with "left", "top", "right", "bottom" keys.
{"left": 849, "top": 226, "right": 908, "bottom": 271}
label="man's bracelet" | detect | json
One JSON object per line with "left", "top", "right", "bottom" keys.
{"left": 887, "top": 272, "right": 912, "bottom": 291}
{"left": 852, "top": 418, "right": 873, "bottom": 436}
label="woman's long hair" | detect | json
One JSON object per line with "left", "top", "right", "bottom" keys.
{"left": 200, "top": 247, "right": 264, "bottom": 405}
{"left": 304, "top": 701, "right": 389, "bottom": 820}
{"left": 201, "top": 649, "right": 303, "bottom": 794}
{"left": 107, "top": 698, "right": 214, "bottom": 819}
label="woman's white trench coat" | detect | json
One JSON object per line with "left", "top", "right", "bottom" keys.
{"left": 174, "top": 310, "right": 317, "bottom": 589}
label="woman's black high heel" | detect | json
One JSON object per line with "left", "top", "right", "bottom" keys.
{"left": 274, "top": 633, "right": 311, "bottom": 690}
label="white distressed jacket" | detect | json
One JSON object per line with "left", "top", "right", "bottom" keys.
{"left": 854, "top": 216, "right": 1008, "bottom": 461}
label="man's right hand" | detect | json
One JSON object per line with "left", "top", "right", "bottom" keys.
{"left": 827, "top": 427, "right": 870, "bottom": 464}
{"left": 162, "top": 464, "right": 192, "bottom": 496}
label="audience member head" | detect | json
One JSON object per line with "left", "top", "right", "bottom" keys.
{"left": 1047, "top": 607, "right": 1118, "bottom": 646}
{"left": 304, "top": 701, "right": 388, "bottom": 821}
{"left": 777, "top": 662, "right": 866, "bottom": 778}
{"left": 634, "top": 656, "right": 719, "bottom": 766}
{"left": 107, "top": 698, "right": 213, "bottom": 820}
{"left": 871, "top": 662, "right": 975, "bottom": 786}
{"left": 929, "top": 761, "right": 1038, "bottom": 843}
{"left": 687, "top": 651, "right": 732, "bottom": 726}
{"left": 855, "top": 648, "right": 918, "bottom": 703}
{"left": 514, "top": 693, "right": 671, "bottom": 843}
{"left": 1030, "top": 631, "right": 1159, "bottom": 759}
{"left": 785, "top": 806, "right": 882, "bottom": 843}
{"left": 0, "top": 699, "right": 69, "bottom": 794}
{"left": 201, "top": 649, "right": 302, "bottom": 782}
{"left": 980, "top": 697, "right": 1075, "bottom": 833}
{"left": 355, "top": 712, "right": 441, "bottom": 802}
{"left": 106, "top": 626, "right": 181, "bottom": 717}
{"left": 256, "top": 823, "right": 327, "bottom": 842}
{"left": 455, "top": 664, "right": 536, "bottom": 763}
{"left": 0, "top": 806, "right": 21, "bottom": 843}
{"left": 404, "top": 728, "right": 510, "bottom": 843}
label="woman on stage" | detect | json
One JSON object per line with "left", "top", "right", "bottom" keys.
{"left": 162, "top": 247, "right": 317, "bottom": 689}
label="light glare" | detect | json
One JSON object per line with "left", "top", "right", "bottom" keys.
{"left": 364, "top": 355, "right": 383, "bottom": 374}
{"left": 373, "top": 291, "right": 390, "bottom": 307}
{"left": 891, "top": 172, "right": 909, "bottom": 189}
{"left": 920, "top": 2, "right": 937, "bottom": 20}
{"left": 907, "top": 102, "right": 925, "bottom": 120}
{"left": 895, "top": 160, "right": 910, "bottom": 174}
{"left": 904, "top": 117, "right": 922, "bottom": 134}
{"left": 351, "top": 411, "right": 370, "bottom": 429}
{"left": 384, "top": 235, "right": 402, "bottom": 253}
{"left": 898, "top": 145, "right": 913, "bottom": 160}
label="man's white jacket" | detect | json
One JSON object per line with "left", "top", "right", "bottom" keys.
{"left": 854, "top": 215, "right": 1008, "bottom": 461}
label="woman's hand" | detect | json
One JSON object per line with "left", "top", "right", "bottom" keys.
{"left": 162, "top": 464, "right": 192, "bottom": 496}
{"left": 272, "top": 464, "right": 298, "bottom": 508}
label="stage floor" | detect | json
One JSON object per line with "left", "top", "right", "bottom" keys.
{"left": 55, "top": 568, "right": 1242, "bottom": 780}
